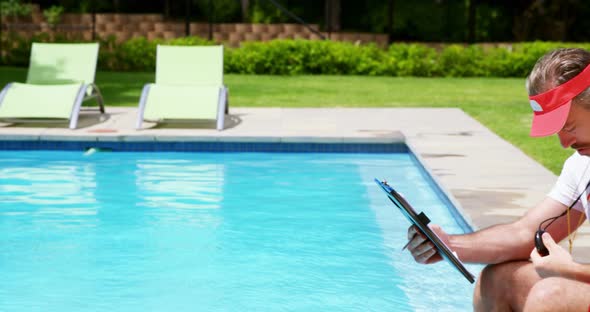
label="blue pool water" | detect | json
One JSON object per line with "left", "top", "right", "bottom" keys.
{"left": 0, "top": 151, "right": 481, "bottom": 311}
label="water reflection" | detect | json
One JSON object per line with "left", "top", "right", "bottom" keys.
{"left": 135, "top": 160, "right": 225, "bottom": 211}
{"left": 0, "top": 163, "right": 98, "bottom": 221}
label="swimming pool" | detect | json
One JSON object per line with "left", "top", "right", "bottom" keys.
{"left": 0, "top": 149, "right": 480, "bottom": 311}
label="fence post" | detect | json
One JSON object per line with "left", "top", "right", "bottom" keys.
{"left": 208, "top": 0, "right": 213, "bottom": 40}
{"left": 387, "top": 0, "right": 394, "bottom": 44}
{"left": 325, "top": 0, "right": 332, "bottom": 38}
{"left": 466, "top": 0, "right": 477, "bottom": 43}
{"left": 91, "top": 0, "right": 96, "bottom": 41}
{"left": 185, "top": 0, "right": 190, "bottom": 37}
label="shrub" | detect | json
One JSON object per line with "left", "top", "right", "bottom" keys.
{"left": 478, "top": 46, "right": 513, "bottom": 77}
{"left": 96, "top": 36, "right": 213, "bottom": 71}
{"left": 225, "top": 40, "right": 388, "bottom": 76}
{"left": 167, "top": 36, "right": 214, "bottom": 46}
{"left": 1, "top": 32, "right": 53, "bottom": 66}
{"left": 0, "top": 0, "right": 32, "bottom": 18}
{"left": 115, "top": 37, "right": 159, "bottom": 71}
{"left": 237, "top": 40, "right": 306, "bottom": 75}
{"left": 386, "top": 44, "right": 440, "bottom": 76}
{"left": 2, "top": 35, "right": 589, "bottom": 78}
{"left": 314, "top": 41, "right": 385, "bottom": 76}
{"left": 43, "top": 5, "right": 65, "bottom": 27}
{"left": 439, "top": 45, "right": 486, "bottom": 77}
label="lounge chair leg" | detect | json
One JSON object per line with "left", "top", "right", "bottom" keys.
{"left": 217, "top": 87, "right": 227, "bottom": 130}
{"left": 0, "top": 83, "right": 13, "bottom": 109}
{"left": 225, "top": 87, "right": 229, "bottom": 115}
{"left": 90, "top": 83, "right": 105, "bottom": 114}
{"left": 69, "top": 84, "right": 88, "bottom": 129}
{"left": 136, "top": 84, "right": 152, "bottom": 129}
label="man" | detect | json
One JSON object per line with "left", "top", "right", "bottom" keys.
{"left": 406, "top": 48, "right": 590, "bottom": 312}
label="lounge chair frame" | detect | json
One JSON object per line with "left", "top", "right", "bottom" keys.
{"left": 0, "top": 43, "right": 104, "bottom": 129}
{"left": 136, "top": 84, "right": 228, "bottom": 130}
{"left": 0, "top": 83, "right": 104, "bottom": 129}
{"left": 135, "top": 45, "right": 227, "bottom": 131}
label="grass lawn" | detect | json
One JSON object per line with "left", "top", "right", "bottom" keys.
{"left": 0, "top": 66, "right": 571, "bottom": 174}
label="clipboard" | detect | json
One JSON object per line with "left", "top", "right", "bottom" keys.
{"left": 375, "top": 179, "right": 475, "bottom": 283}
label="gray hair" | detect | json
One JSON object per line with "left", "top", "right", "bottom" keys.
{"left": 526, "top": 48, "right": 590, "bottom": 109}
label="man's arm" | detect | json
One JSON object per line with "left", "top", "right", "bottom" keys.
{"left": 570, "top": 263, "right": 590, "bottom": 282}
{"left": 408, "top": 196, "right": 585, "bottom": 264}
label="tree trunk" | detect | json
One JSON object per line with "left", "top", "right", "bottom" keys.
{"left": 325, "top": 0, "right": 341, "bottom": 33}
{"left": 185, "top": 0, "right": 190, "bottom": 36}
{"left": 241, "top": 0, "right": 249, "bottom": 22}
{"left": 387, "top": 0, "right": 394, "bottom": 43}
{"left": 466, "top": 0, "right": 477, "bottom": 43}
{"left": 164, "top": 0, "right": 170, "bottom": 19}
{"left": 560, "top": 0, "right": 570, "bottom": 41}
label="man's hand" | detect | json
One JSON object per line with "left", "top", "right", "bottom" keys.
{"left": 530, "top": 232, "right": 575, "bottom": 278}
{"left": 406, "top": 224, "right": 449, "bottom": 264}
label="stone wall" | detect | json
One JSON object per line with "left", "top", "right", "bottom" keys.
{"left": 1, "top": 10, "right": 389, "bottom": 48}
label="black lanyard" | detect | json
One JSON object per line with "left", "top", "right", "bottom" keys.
{"left": 539, "top": 179, "right": 590, "bottom": 231}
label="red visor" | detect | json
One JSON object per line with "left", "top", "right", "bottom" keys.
{"left": 529, "top": 63, "right": 590, "bottom": 137}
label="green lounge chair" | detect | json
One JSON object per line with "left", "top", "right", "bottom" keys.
{"left": 136, "top": 45, "right": 228, "bottom": 130}
{"left": 0, "top": 42, "right": 104, "bottom": 129}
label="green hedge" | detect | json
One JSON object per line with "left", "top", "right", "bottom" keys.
{"left": 2, "top": 33, "right": 590, "bottom": 77}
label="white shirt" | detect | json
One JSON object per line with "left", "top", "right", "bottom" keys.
{"left": 548, "top": 152, "right": 590, "bottom": 216}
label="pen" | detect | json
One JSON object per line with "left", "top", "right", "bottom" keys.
{"left": 401, "top": 241, "right": 411, "bottom": 251}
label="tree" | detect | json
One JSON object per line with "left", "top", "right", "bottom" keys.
{"left": 511, "top": 0, "right": 575, "bottom": 41}
{"left": 241, "top": 0, "right": 249, "bottom": 21}
{"left": 466, "top": 0, "right": 477, "bottom": 43}
{"left": 164, "top": 0, "right": 170, "bottom": 18}
{"left": 325, "top": 0, "right": 340, "bottom": 32}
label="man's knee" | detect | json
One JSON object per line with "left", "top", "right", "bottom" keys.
{"left": 524, "top": 277, "right": 571, "bottom": 312}
{"left": 477, "top": 263, "right": 521, "bottom": 297}
{"left": 474, "top": 262, "right": 539, "bottom": 312}
{"left": 474, "top": 264, "right": 512, "bottom": 311}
